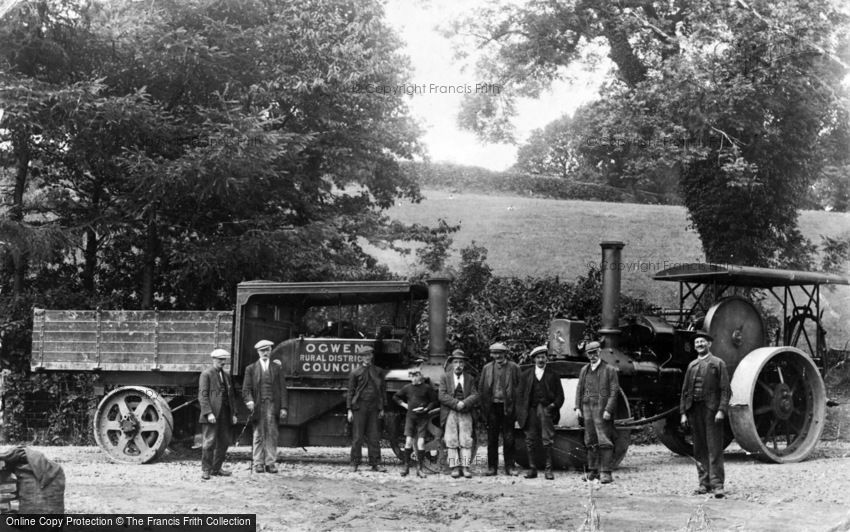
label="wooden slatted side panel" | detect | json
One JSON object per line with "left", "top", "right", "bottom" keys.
{"left": 32, "top": 309, "right": 233, "bottom": 372}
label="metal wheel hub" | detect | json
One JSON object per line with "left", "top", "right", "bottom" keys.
{"left": 119, "top": 413, "right": 140, "bottom": 436}
{"left": 770, "top": 383, "right": 794, "bottom": 421}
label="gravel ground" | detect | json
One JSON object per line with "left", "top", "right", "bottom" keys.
{"left": 19, "top": 440, "right": 850, "bottom": 532}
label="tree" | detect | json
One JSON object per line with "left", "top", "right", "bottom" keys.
{"left": 514, "top": 115, "right": 580, "bottom": 178}
{"left": 1, "top": 0, "right": 440, "bottom": 312}
{"left": 453, "top": 0, "right": 850, "bottom": 266}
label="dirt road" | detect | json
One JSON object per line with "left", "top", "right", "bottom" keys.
{"left": 24, "top": 441, "right": 850, "bottom": 532}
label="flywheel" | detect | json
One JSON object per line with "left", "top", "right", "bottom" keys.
{"left": 704, "top": 296, "right": 767, "bottom": 376}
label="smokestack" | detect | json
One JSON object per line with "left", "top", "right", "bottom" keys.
{"left": 600, "top": 241, "right": 624, "bottom": 348}
{"left": 426, "top": 276, "right": 451, "bottom": 361}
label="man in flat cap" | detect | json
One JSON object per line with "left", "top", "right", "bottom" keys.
{"left": 478, "top": 342, "right": 521, "bottom": 476}
{"left": 347, "top": 346, "right": 387, "bottom": 472}
{"left": 243, "top": 339, "right": 288, "bottom": 473}
{"left": 575, "top": 340, "right": 620, "bottom": 484}
{"left": 517, "top": 345, "right": 564, "bottom": 480}
{"left": 680, "top": 330, "right": 730, "bottom": 498}
{"left": 199, "top": 348, "right": 239, "bottom": 480}
{"left": 438, "top": 349, "right": 479, "bottom": 478}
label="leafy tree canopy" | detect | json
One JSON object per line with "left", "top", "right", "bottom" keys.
{"left": 0, "top": 0, "right": 450, "bottom": 313}
{"left": 454, "top": 0, "right": 850, "bottom": 266}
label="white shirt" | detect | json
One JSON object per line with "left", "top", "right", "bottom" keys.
{"left": 260, "top": 359, "right": 269, "bottom": 372}
{"left": 534, "top": 366, "right": 544, "bottom": 380}
{"left": 454, "top": 373, "right": 464, "bottom": 389}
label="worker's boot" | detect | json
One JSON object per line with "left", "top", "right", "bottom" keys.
{"left": 400, "top": 448, "right": 412, "bottom": 477}
{"left": 600, "top": 447, "right": 614, "bottom": 484}
{"left": 584, "top": 446, "right": 599, "bottom": 481}
{"left": 416, "top": 450, "right": 428, "bottom": 478}
{"left": 524, "top": 436, "right": 538, "bottom": 478}
{"left": 544, "top": 447, "right": 555, "bottom": 480}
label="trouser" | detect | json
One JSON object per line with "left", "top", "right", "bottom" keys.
{"left": 201, "top": 408, "right": 232, "bottom": 472}
{"left": 444, "top": 409, "right": 474, "bottom": 467}
{"left": 486, "top": 402, "right": 515, "bottom": 468}
{"left": 350, "top": 403, "right": 382, "bottom": 466}
{"left": 252, "top": 399, "right": 278, "bottom": 467}
{"left": 524, "top": 403, "right": 555, "bottom": 468}
{"left": 581, "top": 397, "right": 616, "bottom": 448}
{"left": 687, "top": 401, "right": 725, "bottom": 489}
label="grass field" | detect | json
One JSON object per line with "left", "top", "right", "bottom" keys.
{"left": 368, "top": 189, "right": 850, "bottom": 347}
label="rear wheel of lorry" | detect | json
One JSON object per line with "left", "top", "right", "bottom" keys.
{"left": 93, "top": 386, "right": 174, "bottom": 464}
{"left": 385, "top": 408, "right": 479, "bottom": 473}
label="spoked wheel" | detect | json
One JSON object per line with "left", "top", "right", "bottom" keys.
{"left": 384, "top": 408, "right": 472, "bottom": 472}
{"left": 729, "top": 347, "right": 826, "bottom": 463}
{"left": 652, "top": 411, "right": 734, "bottom": 457}
{"left": 384, "top": 409, "right": 442, "bottom": 461}
{"left": 93, "top": 386, "right": 174, "bottom": 464}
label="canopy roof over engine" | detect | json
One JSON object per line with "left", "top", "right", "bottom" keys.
{"left": 653, "top": 263, "right": 850, "bottom": 288}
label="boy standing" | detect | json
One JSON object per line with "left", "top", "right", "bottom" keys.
{"left": 393, "top": 367, "right": 438, "bottom": 477}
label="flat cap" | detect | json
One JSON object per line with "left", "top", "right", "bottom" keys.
{"left": 254, "top": 339, "right": 274, "bottom": 350}
{"left": 448, "top": 349, "right": 468, "bottom": 361}
{"left": 529, "top": 345, "right": 548, "bottom": 358}
{"left": 489, "top": 342, "right": 508, "bottom": 352}
{"left": 693, "top": 330, "right": 713, "bottom": 342}
{"left": 358, "top": 346, "right": 375, "bottom": 355}
{"left": 583, "top": 341, "right": 602, "bottom": 353}
{"left": 210, "top": 348, "right": 231, "bottom": 359}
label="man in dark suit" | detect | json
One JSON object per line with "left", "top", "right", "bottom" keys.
{"left": 438, "top": 349, "right": 479, "bottom": 478}
{"left": 199, "top": 348, "right": 239, "bottom": 480}
{"left": 478, "top": 342, "right": 521, "bottom": 476}
{"left": 575, "top": 341, "right": 620, "bottom": 484}
{"left": 517, "top": 345, "right": 564, "bottom": 480}
{"left": 242, "top": 339, "right": 288, "bottom": 474}
{"left": 681, "top": 330, "right": 731, "bottom": 498}
{"left": 347, "top": 346, "right": 387, "bottom": 472}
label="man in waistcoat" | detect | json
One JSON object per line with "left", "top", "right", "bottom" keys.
{"left": 575, "top": 340, "right": 620, "bottom": 484}
{"left": 243, "top": 339, "right": 289, "bottom": 473}
{"left": 198, "top": 348, "right": 239, "bottom": 480}
{"left": 438, "top": 349, "right": 479, "bottom": 479}
{"left": 478, "top": 342, "right": 521, "bottom": 476}
{"left": 680, "top": 330, "right": 730, "bottom": 498}
{"left": 347, "top": 346, "right": 387, "bottom": 472}
{"left": 517, "top": 345, "right": 564, "bottom": 480}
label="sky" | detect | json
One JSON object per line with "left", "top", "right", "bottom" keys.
{"left": 383, "top": 0, "right": 609, "bottom": 171}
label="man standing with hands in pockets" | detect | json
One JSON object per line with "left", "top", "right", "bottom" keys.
{"left": 199, "top": 348, "right": 238, "bottom": 480}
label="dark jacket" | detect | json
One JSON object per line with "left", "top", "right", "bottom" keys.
{"left": 477, "top": 360, "right": 521, "bottom": 421}
{"left": 242, "top": 359, "right": 289, "bottom": 423}
{"left": 575, "top": 360, "right": 620, "bottom": 416}
{"left": 437, "top": 370, "right": 480, "bottom": 427}
{"left": 680, "top": 353, "right": 731, "bottom": 414}
{"left": 199, "top": 365, "right": 239, "bottom": 424}
{"left": 516, "top": 365, "right": 565, "bottom": 429}
{"left": 346, "top": 364, "right": 386, "bottom": 411}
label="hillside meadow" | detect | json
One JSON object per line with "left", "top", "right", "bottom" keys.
{"left": 367, "top": 189, "right": 850, "bottom": 347}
